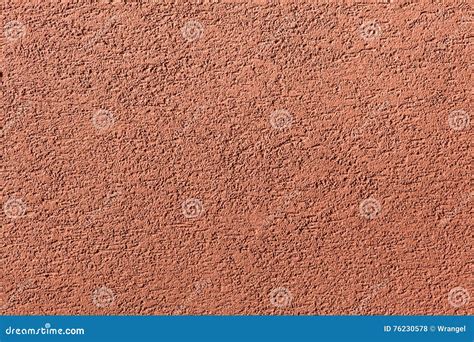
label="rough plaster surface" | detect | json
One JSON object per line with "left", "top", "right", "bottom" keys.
{"left": 1, "top": 1, "right": 472, "bottom": 315}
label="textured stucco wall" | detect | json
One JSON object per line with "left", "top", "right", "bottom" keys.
{"left": 1, "top": 1, "right": 472, "bottom": 315}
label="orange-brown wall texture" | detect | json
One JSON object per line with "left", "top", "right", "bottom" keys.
{"left": 1, "top": 0, "right": 472, "bottom": 315}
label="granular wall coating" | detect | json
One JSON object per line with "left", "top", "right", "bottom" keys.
{"left": 1, "top": 1, "right": 472, "bottom": 315}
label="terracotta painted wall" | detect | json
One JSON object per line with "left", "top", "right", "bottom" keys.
{"left": 1, "top": 1, "right": 472, "bottom": 315}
